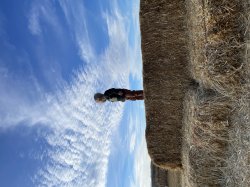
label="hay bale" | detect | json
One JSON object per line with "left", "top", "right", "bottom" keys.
{"left": 182, "top": 89, "right": 232, "bottom": 187}
{"left": 140, "top": 0, "right": 191, "bottom": 169}
{"left": 187, "top": 0, "right": 247, "bottom": 97}
{"left": 183, "top": 1, "right": 250, "bottom": 186}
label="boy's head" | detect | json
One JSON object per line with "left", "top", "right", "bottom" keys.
{"left": 94, "top": 93, "right": 107, "bottom": 103}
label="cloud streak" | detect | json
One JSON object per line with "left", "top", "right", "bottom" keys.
{"left": 12, "top": 1, "right": 132, "bottom": 186}
{"left": 34, "top": 63, "right": 128, "bottom": 187}
{"left": 28, "top": 8, "right": 41, "bottom": 35}
{"left": 33, "top": 3, "right": 133, "bottom": 185}
{"left": 131, "top": 138, "right": 151, "bottom": 187}
{"left": 58, "top": 1, "right": 95, "bottom": 64}
{"left": 128, "top": 102, "right": 152, "bottom": 187}
{"left": 0, "top": 0, "right": 150, "bottom": 186}
{"left": 28, "top": 0, "right": 63, "bottom": 37}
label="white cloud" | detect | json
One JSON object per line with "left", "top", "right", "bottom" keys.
{"left": 27, "top": 67, "right": 123, "bottom": 186}
{"left": 128, "top": 1, "right": 143, "bottom": 81}
{"left": 28, "top": 0, "right": 63, "bottom": 37}
{"left": 58, "top": 1, "right": 95, "bottom": 63}
{"left": 33, "top": 66, "right": 127, "bottom": 187}
{"left": 129, "top": 132, "right": 136, "bottom": 153}
{"left": 28, "top": 7, "right": 41, "bottom": 35}
{"left": 128, "top": 107, "right": 140, "bottom": 154}
{"left": 126, "top": 100, "right": 151, "bottom": 187}
{"left": 0, "top": 57, "right": 46, "bottom": 129}
{"left": 131, "top": 138, "right": 152, "bottom": 187}
{"left": 124, "top": 99, "right": 151, "bottom": 187}
{"left": 0, "top": 1, "right": 135, "bottom": 187}
{"left": 0, "top": 0, "right": 148, "bottom": 186}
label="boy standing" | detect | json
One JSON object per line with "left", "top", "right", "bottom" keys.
{"left": 94, "top": 88, "right": 144, "bottom": 103}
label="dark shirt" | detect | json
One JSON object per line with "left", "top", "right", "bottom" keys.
{"left": 104, "top": 88, "right": 126, "bottom": 102}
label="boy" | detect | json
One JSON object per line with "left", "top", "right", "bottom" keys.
{"left": 94, "top": 88, "right": 144, "bottom": 103}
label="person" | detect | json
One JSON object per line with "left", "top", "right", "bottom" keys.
{"left": 94, "top": 88, "right": 144, "bottom": 103}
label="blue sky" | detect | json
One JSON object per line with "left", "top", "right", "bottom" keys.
{"left": 0, "top": 0, "right": 151, "bottom": 187}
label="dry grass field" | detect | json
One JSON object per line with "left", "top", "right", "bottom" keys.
{"left": 140, "top": 0, "right": 250, "bottom": 186}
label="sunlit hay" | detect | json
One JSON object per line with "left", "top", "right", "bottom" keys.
{"left": 182, "top": 89, "right": 232, "bottom": 187}
{"left": 140, "top": 0, "right": 190, "bottom": 169}
{"left": 224, "top": 2, "right": 250, "bottom": 183}
{"left": 225, "top": 94, "right": 250, "bottom": 186}
{"left": 187, "top": 0, "right": 247, "bottom": 97}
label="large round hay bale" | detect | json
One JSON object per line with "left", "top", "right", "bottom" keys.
{"left": 140, "top": 0, "right": 191, "bottom": 169}
{"left": 187, "top": 0, "right": 247, "bottom": 97}
{"left": 182, "top": 89, "right": 232, "bottom": 187}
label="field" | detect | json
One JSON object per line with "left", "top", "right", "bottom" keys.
{"left": 140, "top": 0, "right": 250, "bottom": 186}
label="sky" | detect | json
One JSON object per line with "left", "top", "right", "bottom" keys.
{"left": 0, "top": 0, "right": 151, "bottom": 187}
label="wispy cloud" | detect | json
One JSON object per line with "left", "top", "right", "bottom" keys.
{"left": 28, "top": 7, "right": 41, "bottom": 35}
{"left": 128, "top": 1, "right": 143, "bottom": 81}
{"left": 0, "top": 0, "right": 148, "bottom": 186}
{"left": 1, "top": 1, "right": 134, "bottom": 187}
{"left": 58, "top": 1, "right": 95, "bottom": 64}
{"left": 35, "top": 74, "right": 126, "bottom": 186}
{"left": 0, "top": 54, "right": 46, "bottom": 129}
{"left": 127, "top": 101, "right": 151, "bottom": 187}
{"left": 28, "top": 0, "right": 63, "bottom": 37}
{"left": 131, "top": 138, "right": 151, "bottom": 187}
{"left": 129, "top": 132, "right": 136, "bottom": 153}
{"left": 34, "top": 4, "right": 132, "bottom": 184}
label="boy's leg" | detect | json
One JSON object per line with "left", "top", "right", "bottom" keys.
{"left": 125, "top": 90, "right": 144, "bottom": 100}
{"left": 134, "top": 95, "right": 144, "bottom": 100}
{"left": 132, "top": 90, "right": 143, "bottom": 97}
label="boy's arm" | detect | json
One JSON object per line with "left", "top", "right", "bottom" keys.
{"left": 104, "top": 89, "right": 126, "bottom": 101}
{"left": 104, "top": 88, "right": 116, "bottom": 97}
{"left": 109, "top": 94, "right": 126, "bottom": 102}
